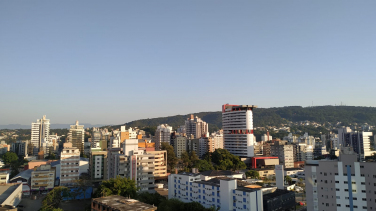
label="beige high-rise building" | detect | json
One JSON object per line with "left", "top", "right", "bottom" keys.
{"left": 60, "top": 143, "right": 80, "bottom": 186}
{"left": 271, "top": 141, "right": 294, "bottom": 168}
{"left": 68, "top": 121, "right": 84, "bottom": 154}
{"left": 185, "top": 115, "right": 209, "bottom": 139}
{"left": 112, "top": 140, "right": 168, "bottom": 192}
{"left": 173, "top": 137, "right": 188, "bottom": 158}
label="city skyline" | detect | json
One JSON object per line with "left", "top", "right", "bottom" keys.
{"left": 1, "top": 0, "right": 376, "bottom": 125}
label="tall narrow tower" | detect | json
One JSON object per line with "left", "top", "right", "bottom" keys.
{"left": 68, "top": 121, "right": 85, "bottom": 154}
{"left": 31, "top": 115, "right": 50, "bottom": 155}
{"left": 222, "top": 104, "right": 257, "bottom": 157}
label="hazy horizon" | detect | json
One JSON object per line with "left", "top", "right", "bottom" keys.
{"left": 1, "top": 1, "right": 375, "bottom": 125}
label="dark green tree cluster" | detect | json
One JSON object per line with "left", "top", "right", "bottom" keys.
{"left": 181, "top": 151, "right": 213, "bottom": 172}
{"left": 211, "top": 149, "right": 246, "bottom": 170}
{"left": 245, "top": 170, "right": 260, "bottom": 179}
{"left": 40, "top": 187, "right": 70, "bottom": 211}
{"left": 94, "top": 176, "right": 138, "bottom": 198}
{"left": 161, "top": 142, "right": 178, "bottom": 172}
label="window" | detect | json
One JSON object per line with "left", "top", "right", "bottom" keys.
{"left": 337, "top": 204, "right": 341, "bottom": 207}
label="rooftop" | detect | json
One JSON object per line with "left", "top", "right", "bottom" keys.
{"left": 0, "top": 184, "right": 20, "bottom": 204}
{"left": 177, "top": 172, "right": 200, "bottom": 177}
{"left": 284, "top": 168, "right": 304, "bottom": 171}
{"left": 235, "top": 186, "right": 261, "bottom": 193}
{"left": 10, "top": 169, "right": 32, "bottom": 181}
{"left": 93, "top": 195, "right": 157, "bottom": 211}
{"left": 263, "top": 189, "right": 294, "bottom": 201}
{"left": 200, "top": 170, "right": 242, "bottom": 177}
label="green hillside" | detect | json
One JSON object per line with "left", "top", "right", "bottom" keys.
{"left": 111, "top": 106, "right": 376, "bottom": 133}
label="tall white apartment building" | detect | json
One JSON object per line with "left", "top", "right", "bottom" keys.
{"left": 31, "top": 115, "right": 50, "bottom": 155}
{"left": 222, "top": 104, "right": 257, "bottom": 157}
{"left": 155, "top": 124, "right": 173, "bottom": 150}
{"left": 262, "top": 133, "right": 273, "bottom": 142}
{"left": 305, "top": 147, "right": 376, "bottom": 211}
{"left": 68, "top": 121, "right": 84, "bottom": 154}
{"left": 185, "top": 115, "right": 209, "bottom": 139}
{"left": 60, "top": 143, "right": 80, "bottom": 186}
{"left": 168, "top": 172, "right": 263, "bottom": 211}
{"left": 211, "top": 130, "right": 224, "bottom": 150}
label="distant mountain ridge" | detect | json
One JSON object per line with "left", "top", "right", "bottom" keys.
{"left": 0, "top": 123, "right": 105, "bottom": 130}
{"left": 117, "top": 106, "right": 376, "bottom": 132}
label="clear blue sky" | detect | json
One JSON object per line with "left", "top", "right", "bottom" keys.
{"left": 1, "top": 1, "right": 376, "bottom": 125}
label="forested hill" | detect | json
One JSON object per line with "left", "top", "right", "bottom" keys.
{"left": 113, "top": 106, "right": 376, "bottom": 132}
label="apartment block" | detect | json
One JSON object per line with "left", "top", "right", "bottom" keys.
{"left": 115, "top": 149, "right": 167, "bottom": 192}
{"left": 155, "top": 124, "right": 173, "bottom": 150}
{"left": 271, "top": 142, "right": 294, "bottom": 168}
{"left": 10, "top": 141, "right": 28, "bottom": 157}
{"left": 90, "top": 150, "right": 108, "bottom": 182}
{"left": 168, "top": 172, "right": 263, "bottom": 211}
{"left": 173, "top": 137, "right": 188, "bottom": 158}
{"left": 60, "top": 143, "right": 80, "bottom": 186}
{"left": 222, "top": 104, "right": 257, "bottom": 157}
{"left": 31, "top": 164, "right": 55, "bottom": 191}
{"left": 68, "top": 121, "right": 84, "bottom": 154}
{"left": 185, "top": 115, "right": 209, "bottom": 139}
{"left": 31, "top": 115, "right": 50, "bottom": 155}
{"left": 305, "top": 147, "right": 376, "bottom": 211}
{"left": 338, "top": 128, "right": 374, "bottom": 161}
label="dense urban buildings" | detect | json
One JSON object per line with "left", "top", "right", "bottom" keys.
{"left": 305, "top": 147, "right": 376, "bottom": 211}
{"left": 31, "top": 115, "right": 50, "bottom": 155}
{"left": 68, "top": 121, "right": 85, "bottom": 154}
{"left": 270, "top": 141, "right": 294, "bottom": 168}
{"left": 338, "top": 127, "right": 374, "bottom": 161}
{"left": 154, "top": 124, "right": 173, "bottom": 150}
{"left": 222, "top": 104, "right": 257, "bottom": 157}
{"left": 185, "top": 115, "right": 209, "bottom": 139}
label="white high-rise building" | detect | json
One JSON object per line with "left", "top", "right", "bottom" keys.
{"left": 222, "top": 104, "right": 257, "bottom": 157}
{"left": 155, "top": 124, "right": 173, "bottom": 150}
{"left": 31, "top": 115, "right": 50, "bottom": 155}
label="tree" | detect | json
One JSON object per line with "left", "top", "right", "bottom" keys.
{"left": 40, "top": 187, "right": 70, "bottom": 211}
{"left": 211, "top": 149, "right": 246, "bottom": 171}
{"left": 136, "top": 192, "right": 166, "bottom": 207}
{"left": 94, "top": 176, "right": 138, "bottom": 198}
{"left": 71, "top": 174, "right": 92, "bottom": 200}
{"left": 193, "top": 160, "right": 214, "bottom": 172}
{"left": 245, "top": 170, "right": 260, "bottom": 179}
{"left": 181, "top": 151, "right": 190, "bottom": 169}
{"left": 161, "top": 142, "right": 178, "bottom": 172}
{"left": 2, "top": 152, "right": 18, "bottom": 164}
{"left": 190, "top": 151, "right": 199, "bottom": 164}
{"left": 285, "top": 176, "right": 292, "bottom": 185}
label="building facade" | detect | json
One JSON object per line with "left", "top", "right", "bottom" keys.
{"left": 68, "top": 121, "right": 84, "bottom": 154}
{"left": 185, "top": 115, "right": 209, "bottom": 139}
{"left": 89, "top": 150, "right": 108, "bottom": 182}
{"left": 30, "top": 164, "right": 55, "bottom": 191}
{"left": 155, "top": 124, "right": 173, "bottom": 150}
{"left": 173, "top": 137, "right": 188, "bottom": 158}
{"left": 168, "top": 173, "right": 263, "bottom": 211}
{"left": 305, "top": 147, "right": 376, "bottom": 211}
{"left": 31, "top": 115, "right": 50, "bottom": 155}
{"left": 222, "top": 104, "right": 257, "bottom": 157}
{"left": 60, "top": 143, "right": 80, "bottom": 186}
{"left": 271, "top": 142, "right": 294, "bottom": 168}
